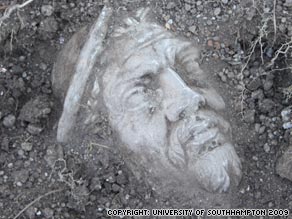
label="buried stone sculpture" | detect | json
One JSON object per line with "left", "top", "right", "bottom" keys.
{"left": 52, "top": 7, "right": 242, "bottom": 194}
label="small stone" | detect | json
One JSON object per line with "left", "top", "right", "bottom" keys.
{"left": 19, "top": 56, "right": 26, "bottom": 62}
{"left": 90, "top": 177, "right": 102, "bottom": 191}
{"left": 265, "top": 48, "right": 274, "bottom": 58}
{"left": 45, "top": 144, "right": 64, "bottom": 167}
{"left": 3, "top": 114, "right": 16, "bottom": 128}
{"left": 39, "top": 63, "right": 47, "bottom": 71}
{"left": 18, "top": 149, "right": 24, "bottom": 157}
{"left": 244, "top": 110, "right": 255, "bottom": 123}
{"left": 247, "top": 78, "right": 262, "bottom": 91}
{"left": 222, "top": 0, "right": 228, "bottom": 4}
{"left": 263, "top": 80, "right": 273, "bottom": 91}
{"left": 276, "top": 145, "right": 292, "bottom": 181}
{"left": 166, "top": 2, "right": 176, "bottom": 9}
{"left": 36, "top": 210, "right": 42, "bottom": 216}
{"left": 27, "top": 124, "right": 43, "bottom": 135}
{"left": 218, "top": 72, "right": 227, "bottom": 82}
{"left": 40, "top": 17, "right": 58, "bottom": 33}
{"left": 41, "top": 5, "right": 54, "bottom": 16}
{"left": 246, "top": 8, "right": 256, "bottom": 21}
{"left": 259, "top": 99, "right": 276, "bottom": 114}
{"left": 116, "top": 173, "right": 128, "bottom": 185}
{"left": 25, "top": 206, "right": 36, "bottom": 219}
{"left": 19, "top": 95, "right": 51, "bottom": 123}
{"left": 259, "top": 126, "right": 266, "bottom": 134}
{"left": 13, "top": 169, "right": 29, "bottom": 184}
{"left": 207, "top": 20, "right": 212, "bottom": 25}
{"left": 11, "top": 65, "right": 23, "bottom": 74}
{"left": 213, "top": 41, "right": 221, "bottom": 50}
{"left": 185, "top": 4, "right": 191, "bottom": 11}
{"left": 207, "top": 39, "right": 213, "bottom": 47}
{"left": 1, "top": 137, "right": 9, "bottom": 151}
{"left": 214, "top": 7, "right": 221, "bottom": 16}
{"left": 21, "top": 142, "right": 33, "bottom": 152}
{"left": 188, "top": 25, "right": 197, "bottom": 34}
{"left": 255, "top": 123, "right": 260, "bottom": 132}
{"left": 112, "top": 183, "right": 120, "bottom": 192}
{"left": 251, "top": 89, "right": 264, "bottom": 101}
{"left": 264, "top": 144, "right": 270, "bottom": 153}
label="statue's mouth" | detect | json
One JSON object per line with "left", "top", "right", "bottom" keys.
{"left": 167, "top": 110, "right": 230, "bottom": 170}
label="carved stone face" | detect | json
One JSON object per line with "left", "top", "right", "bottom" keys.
{"left": 53, "top": 7, "right": 241, "bottom": 193}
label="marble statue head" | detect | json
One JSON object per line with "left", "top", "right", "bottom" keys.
{"left": 52, "top": 7, "right": 242, "bottom": 194}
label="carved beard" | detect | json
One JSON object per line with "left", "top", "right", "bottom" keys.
{"left": 168, "top": 112, "right": 242, "bottom": 192}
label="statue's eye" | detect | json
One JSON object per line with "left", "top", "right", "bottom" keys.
{"left": 138, "top": 72, "right": 159, "bottom": 90}
{"left": 140, "top": 73, "right": 153, "bottom": 85}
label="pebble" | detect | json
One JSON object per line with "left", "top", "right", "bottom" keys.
{"left": 3, "top": 114, "right": 16, "bottom": 128}
{"left": 244, "top": 110, "right": 255, "bottom": 123}
{"left": 116, "top": 173, "right": 128, "bottom": 185}
{"left": 222, "top": 0, "right": 228, "bottom": 4}
{"left": 13, "top": 169, "right": 29, "bottom": 184}
{"left": 90, "top": 177, "right": 102, "bottom": 191}
{"left": 25, "top": 206, "right": 36, "bottom": 219}
{"left": 264, "top": 144, "right": 270, "bottom": 153}
{"left": 19, "top": 56, "right": 26, "bottom": 62}
{"left": 259, "top": 126, "right": 266, "bottom": 134}
{"left": 40, "top": 17, "right": 58, "bottom": 33}
{"left": 18, "top": 149, "right": 24, "bottom": 157}
{"left": 44, "top": 144, "right": 64, "bottom": 167}
{"left": 185, "top": 4, "right": 191, "bottom": 11}
{"left": 214, "top": 8, "right": 221, "bottom": 16}
{"left": 263, "top": 80, "right": 273, "bottom": 91}
{"left": 259, "top": 99, "right": 276, "bottom": 114}
{"left": 27, "top": 124, "right": 43, "bottom": 135}
{"left": 207, "top": 20, "right": 212, "bottom": 25}
{"left": 251, "top": 89, "right": 264, "bottom": 101}
{"left": 218, "top": 72, "right": 227, "bottom": 82}
{"left": 166, "top": 2, "right": 176, "bottom": 9}
{"left": 21, "top": 142, "right": 33, "bottom": 152}
{"left": 41, "top": 5, "right": 54, "bottom": 16}
{"left": 255, "top": 123, "right": 260, "bottom": 132}
{"left": 39, "top": 63, "right": 47, "bottom": 71}
{"left": 247, "top": 78, "right": 262, "bottom": 91}
{"left": 112, "top": 183, "right": 120, "bottom": 192}
{"left": 207, "top": 39, "right": 213, "bottom": 47}
{"left": 188, "top": 25, "right": 197, "bottom": 34}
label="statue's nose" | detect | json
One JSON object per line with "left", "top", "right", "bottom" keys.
{"left": 160, "top": 68, "right": 205, "bottom": 122}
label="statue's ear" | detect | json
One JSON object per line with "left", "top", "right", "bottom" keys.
{"left": 52, "top": 25, "right": 90, "bottom": 102}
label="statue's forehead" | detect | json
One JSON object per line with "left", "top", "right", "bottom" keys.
{"left": 122, "top": 46, "right": 167, "bottom": 74}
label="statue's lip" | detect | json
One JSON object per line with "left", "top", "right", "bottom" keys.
{"left": 166, "top": 110, "right": 230, "bottom": 169}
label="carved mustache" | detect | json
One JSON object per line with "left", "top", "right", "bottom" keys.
{"left": 167, "top": 110, "right": 231, "bottom": 169}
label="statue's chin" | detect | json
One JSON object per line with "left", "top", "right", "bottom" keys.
{"left": 192, "top": 143, "right": 242, "bottom": 193}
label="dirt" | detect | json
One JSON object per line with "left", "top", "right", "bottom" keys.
{"left": 1, "top": 0, "right": 292, "bottom": 218}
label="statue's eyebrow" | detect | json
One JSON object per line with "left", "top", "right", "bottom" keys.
{"left": 124, "top": 57, "right": 161, "bottom": 77}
